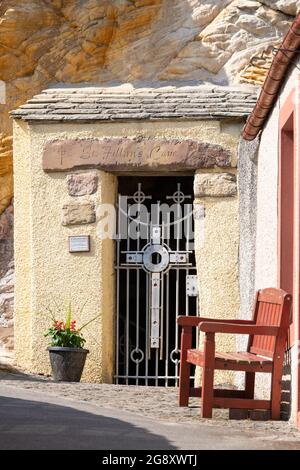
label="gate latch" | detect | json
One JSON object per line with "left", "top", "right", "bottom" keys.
{"left": 186, "top": 275, "right": 198, "bottom": 297}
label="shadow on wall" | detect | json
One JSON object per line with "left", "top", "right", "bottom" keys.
{"left": 0, "top": 396, "right": 176, "bottom": 450}
{"left": 281, "top": 351, "right": 292, "bottom": 421}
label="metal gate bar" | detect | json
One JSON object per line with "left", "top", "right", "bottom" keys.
{"left": 115, "top": 178, "right": 198, "bottom": 386}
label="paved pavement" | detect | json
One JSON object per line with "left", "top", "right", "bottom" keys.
{"left": 1, "top": 371, "right": 300, "bottom": 450}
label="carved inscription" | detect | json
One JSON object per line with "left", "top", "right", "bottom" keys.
{"left": 43, "top": 138, "right": 232, "bottom": 172}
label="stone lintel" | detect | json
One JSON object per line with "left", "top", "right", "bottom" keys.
{"left": 42, "top": 138, "right": 233, "bottom": 172}
{"left": 194, "top": 172, "right": 237, "bottom": 198}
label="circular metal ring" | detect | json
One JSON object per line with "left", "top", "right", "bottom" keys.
{"left": 172, "top": 190, "right": 185, "bottom": 204}
{"left": 170, "top": 348, "right": 181, "bottom": 364}
{"left": 142, "top": 244, "right": 170, "bottom": 273}
{"left": 130, "top": 347, "right": 145, "bottom": 364}
{"left": 133, "top": 189, "right": 147, "bottom": 204}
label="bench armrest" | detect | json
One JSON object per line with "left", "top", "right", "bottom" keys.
{"left": 177, "top": 316, "right": 255, "bottom": 328}
{"left": 199, "top": 322, "right": 280, "bottom": 336}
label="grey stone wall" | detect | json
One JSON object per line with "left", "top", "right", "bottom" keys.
{"left": 238, "top": 137, "right": 259, "bottom": 327}
{"left": 236, "top": 136, "right": 259, "bottom": 392}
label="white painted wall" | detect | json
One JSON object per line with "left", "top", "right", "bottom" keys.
{"left": 255, "top": 102, "right": 279, "bottom": 292}
{"left": 255, "top": 58, "right": 300, "bottom": 421}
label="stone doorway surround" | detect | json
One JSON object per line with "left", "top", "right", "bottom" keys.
{"left": 10, "top": 84, "right": 257, "bottom": 382}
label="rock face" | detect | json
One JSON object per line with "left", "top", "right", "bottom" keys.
{"left": 0, "top": 202, "right": 13, "bottom": 279}
{"left": 0, "top": 134, "right": 13, "bottom": 216}
{"left": 0, "top": 203, "right": 14, "bottom": 363}
{"left": 159, "top": 1, "right": 291, "bottom": 83}
{"left": 0, "top": 262, "right": 14, "bottom": 363}
{"left": 0, "top": 1, "right": 298, "bottom": 215}
{"left": 0, "top": 1, "right": 295, "bottom": 96}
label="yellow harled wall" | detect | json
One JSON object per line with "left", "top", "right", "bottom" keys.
{"left": 13, "top": 118, "right": 242, "bottom": 383}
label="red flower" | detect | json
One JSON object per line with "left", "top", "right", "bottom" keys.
{"left": 53, "top": 320, "right": 64, "bottom": 330}
{"left": 70, "top": 320, "right": 77, "bottom": 331}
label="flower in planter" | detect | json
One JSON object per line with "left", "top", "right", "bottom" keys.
{"left": 44, "top": 301, "right": 99, "bottom": 349}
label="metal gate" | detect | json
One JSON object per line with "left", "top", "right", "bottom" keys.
{"left": 115, "top": 177, "right": 198, "bottom": 386}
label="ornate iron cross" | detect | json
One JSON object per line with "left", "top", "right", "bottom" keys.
{"left": 124, "top": 224, "right": 191, "bottom": 348}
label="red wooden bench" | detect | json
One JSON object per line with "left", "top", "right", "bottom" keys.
{"left": 177, "top": 288, "right": 292, "bottom": 419}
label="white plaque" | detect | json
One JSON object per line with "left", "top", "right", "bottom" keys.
{"left": 69, "top": 235, "right": 90, "bottom": 253}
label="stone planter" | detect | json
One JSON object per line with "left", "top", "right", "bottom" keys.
{"left": 47, "top": 347, "right": 89, "bottom": 382}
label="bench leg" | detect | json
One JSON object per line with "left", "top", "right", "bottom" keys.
{"left": 271, "top": 368, "right": 282, "bottom": 420}
{"left": 179, "top": 360, "right": 191, "bottom": 407}
{"left": 201, "top": 365, "right": 214, "bottom": 418}
{"left": 201, "top": 332, "right": 215, "bottom": 418}
{"left": 245, "top": 372, "right": 255, "bottom": 399}
{"left": 179, "top": 326, "right": 192, "bottom": 407}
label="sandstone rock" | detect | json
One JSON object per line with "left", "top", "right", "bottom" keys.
{"left": 62, "top": 201, "right": 96, "bottom": 226}
{"left": 259, "top": 0, "right": 300, "bottom": 16}
{"left": 0, "top": 202, "right": 13, "bottom": 279}
{"left": 194, "top": 173, "right": 237, "bottom": 198}
{"left": 0, "top": 260, "right": 14, "bottom": 362}
{"left": 239, "top": 44, "right": 278, "bottom": 86}
{"left": 67, "top": 172, "right": 99, "bottom": 197}
{"left": 159, "top": 0, "right": 291, "bottom": 83}
{"left": 0, "top": 262, "right": 14, "bottom": 320}
{"left": 0, "top": 200, "right": 14, "bottom": 363}
{"left": 0, "top": 0, "right": 298, "bottom": 221}
{"left": 0, "top": 134, "right": 13, "bottom": 216}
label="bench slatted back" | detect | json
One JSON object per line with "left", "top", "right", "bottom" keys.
{"left": 248, "top": 288, "right": 292, "bottom": 358}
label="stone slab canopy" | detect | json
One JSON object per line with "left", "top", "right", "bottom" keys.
{"left": 12, "top": 84, "right": 257, "bottom": 173}
{"left": 43, "top": 137, "right": 232, "bottom": 173}
{"left": 11, "top": 84, "right": 258, "bottom": 122}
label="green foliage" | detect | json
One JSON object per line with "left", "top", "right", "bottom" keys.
{"left": 45, "top": 326, "right": 85, "bottom": 348}
{"left": 43, "top": 300, "right": 100, "bottom": 349}
{"left": 65, "top": 302, "right": 72, "bottom": 330}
